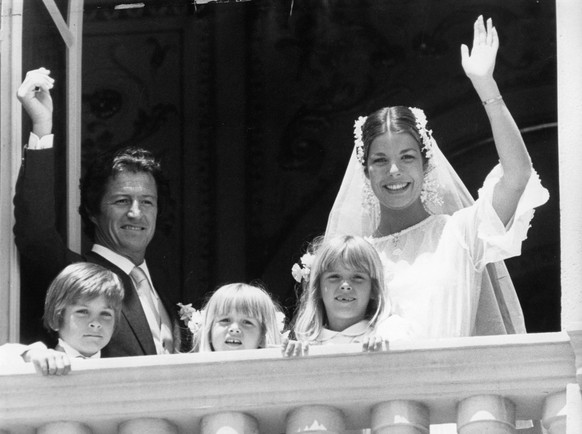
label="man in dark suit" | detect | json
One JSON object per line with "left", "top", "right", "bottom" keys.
{"left": 14, "top": 67, "right": 180, "bottom": 357}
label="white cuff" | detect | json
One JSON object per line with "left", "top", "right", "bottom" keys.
{"left": 27, "top": 132, "right": 54, "bottom": 150}
{"left": 21, "top": 341, "right": 49, "bottom": 358}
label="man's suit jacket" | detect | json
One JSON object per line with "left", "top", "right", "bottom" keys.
{"left": 14, "top": 147, "right": 180, "bottom": 357}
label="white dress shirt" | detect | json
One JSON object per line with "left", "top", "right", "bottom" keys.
{"left": 92, "top": 245, "right": 174, "bottom": 354}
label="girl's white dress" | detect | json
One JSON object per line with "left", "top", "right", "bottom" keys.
{"left": 315, "top": 317, "right": 415, "bottom": 344}
{"left": 369, "top": 166, "right": 548, "bottom": 339}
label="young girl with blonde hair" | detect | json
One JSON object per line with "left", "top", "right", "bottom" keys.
{"left": 284, "top": 235, "right": 412, "bottom": 356}
{"left": 195, "top": 283, "right": 283, "bottom": 352}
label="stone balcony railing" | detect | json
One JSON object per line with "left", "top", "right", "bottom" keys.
{"left": 1, "top": 331, "right": 582, "bottom": 434}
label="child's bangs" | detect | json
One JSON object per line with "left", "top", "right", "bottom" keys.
{"left": 324, "top": 245, "right": 373, "bottom": 277}
{"left": 71, "top": 278, "right": 123, "bottom": 310}
{"left": 211, "top": 288, "right": 266, "bottom": 323}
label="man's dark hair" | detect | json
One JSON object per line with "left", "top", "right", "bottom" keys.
{"left": 79, "top": 146, "right": 171, "bottom": 240}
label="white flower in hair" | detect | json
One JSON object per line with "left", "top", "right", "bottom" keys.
{"left": 353, "top": 116, "right": 367, "bottom": 165}
{"left": 409, "top": 107, "right": 437, "bottom": 161}
{"left": 177, "top": 303, "right": 204, "bottom": 334}
{"left": 291, "top": 263, "right": 303, "bottom": 283}
{"left": 291, "top": 252, "right": 315, "bottom": 283}
{"left": 299, "top": 252, "right": 315, "bottom": 268}
{"left": 409, "top": 107, "right": 444, "bottom": 210}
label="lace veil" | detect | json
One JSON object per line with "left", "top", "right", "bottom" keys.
{"left": 325, "top": 109, "right": 526, "bottom": 335}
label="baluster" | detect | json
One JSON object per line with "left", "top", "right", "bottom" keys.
{"left": 200, "top": 412, "right": 259, "bottom": 434}
{"left": 371, "top": 400, "right": 429, "bottom": 434}
{"left": 286, "top": 405, "right": 346, "bottom": 433}
{"left": 542, "top": 391, "right": 566, "bottom": 434}
{"left": 457, "top": 395, "right": 516, "bottom": 434}
{"left": 566, "top": 383, "right": 582, "bottom": 434}
{"left": 118, "top": 418, "right": 178, "bottom": 434}
{"left": 37, "top": 421, "right": 93, "bottom": 434}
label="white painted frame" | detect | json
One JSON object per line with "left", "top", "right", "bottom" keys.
{"left": 556, "top": 0, "right": 582, "bottom": 331}
{"left": 0, "top": 0, "right": 24, "bottom": 343}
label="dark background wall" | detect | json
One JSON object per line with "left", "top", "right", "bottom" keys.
{"left": 20, "top": 0, "right": 559, "bottom": 343}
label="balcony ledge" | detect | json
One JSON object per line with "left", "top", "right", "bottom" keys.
{"left": 0, "top": 332, "right": 577, "bottom": 433}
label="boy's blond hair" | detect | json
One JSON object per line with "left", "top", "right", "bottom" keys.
{"left": 43, "top": 262, "right": 124, "bottom": 332}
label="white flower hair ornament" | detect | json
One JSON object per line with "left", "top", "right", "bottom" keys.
{"left": 291, "top": 252, "right": 315, "bottom": 283}
{"left": 177, "top": 303, "right": 204, "bottom": 334}
{"left": 408, "top": 107, "right": 444, "bottom": 210}
{"left": 354, "top": 116, "right": 367, "bottom": 165}
{"left": 408, "top": 107, "right": 436, "bottom": 162}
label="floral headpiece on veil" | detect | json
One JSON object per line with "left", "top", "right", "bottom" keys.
{"left": 353, "top": 107, "right": 443, "bottom": 214}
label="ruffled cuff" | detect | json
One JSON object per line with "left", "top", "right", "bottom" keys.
{"left": 476, "top": 164, "right": 549, "bottom": 260}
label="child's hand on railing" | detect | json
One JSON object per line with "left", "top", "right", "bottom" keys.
{"left": 24, "top": 348, "right": 71, "bottom": 376}
{"left": 281, "top": 337, "right": 309, "bottom": 357}
{"left": 362, "top": 335, "right": 389, "bottom": 352}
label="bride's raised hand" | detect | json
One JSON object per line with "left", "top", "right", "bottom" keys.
{"left": 461, "top": 15, "right": 498, "bottom": 82}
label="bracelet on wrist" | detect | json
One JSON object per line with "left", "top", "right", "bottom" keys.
{"left": 482, "top": 95, "right": 503, "bottom": 106}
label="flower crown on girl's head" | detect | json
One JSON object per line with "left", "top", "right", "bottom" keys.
{"left": 291, "top": 252, "right": 315, "bottom": 283}
{"left": 353, "top": 107, "right": 437, "bottom": 166}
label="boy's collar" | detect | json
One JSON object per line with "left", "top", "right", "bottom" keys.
{"left": 56, "top": 338, "right": 101, "bottom": 359}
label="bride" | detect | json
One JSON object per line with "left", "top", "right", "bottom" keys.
{"left": 325, "top": 15, "right": 549, "bottom": 339}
